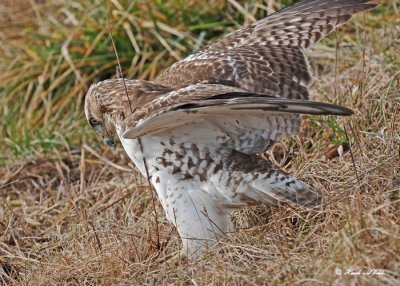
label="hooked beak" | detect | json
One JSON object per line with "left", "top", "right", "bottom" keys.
{"left": 103, "top": 136, "right": 115, "bottom": 147}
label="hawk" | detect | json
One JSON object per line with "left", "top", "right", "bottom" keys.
{"left": 84, "top": 0, "right": 377, "bottom": 259}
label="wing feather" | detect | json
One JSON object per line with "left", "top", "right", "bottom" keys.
{"left": 122, "top": 85, "right": 352, "bottom": 149}
{"left": 205, "top": 0, "right": 377, "bottom": 50}
{"left": 156, "top": 0, "right": 377, "bottom": 99}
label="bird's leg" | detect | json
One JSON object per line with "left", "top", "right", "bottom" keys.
{"left": 163, "top": 185, "right": 234, "bottom": 260}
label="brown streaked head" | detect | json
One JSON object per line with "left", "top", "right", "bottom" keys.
{"left": 84, "top": 79, "right": 171, "bottom": 147}
{"left": 84, "top": 80, "right": 124, "bottom": 147}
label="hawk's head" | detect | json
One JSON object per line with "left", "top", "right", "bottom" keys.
{"left": 84, "top": 80, "right": 125, "bottom": 147}
{"left": 85, "top": 79, "right": 172, "bottom": 146}
{"left": 84, "top": 79, "right": 170, "bottom": 147}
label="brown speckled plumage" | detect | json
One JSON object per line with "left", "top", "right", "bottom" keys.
{"left": 84, "top": 0, "right": 377, "bottom": 259}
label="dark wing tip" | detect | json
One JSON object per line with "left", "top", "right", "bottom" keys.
{"left": 327, "top": 105, "right": 354, "bottom": 116}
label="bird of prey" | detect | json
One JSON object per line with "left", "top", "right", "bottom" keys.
{"left": 84, "top": 0, "right": 377, "bottom": 259}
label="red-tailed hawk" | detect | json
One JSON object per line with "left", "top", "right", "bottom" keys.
{"left": 84, "top": 0, "right": 377, "bottom": 259}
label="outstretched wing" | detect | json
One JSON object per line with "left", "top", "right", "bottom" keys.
{"left": 122, "top": 84, "right": 352, "bottom": 154}
{"left": 155, "top": 0, "right": 377, "bottom": 99}
{"left": 201, "top": 0, "right": 377, "bottom": 51}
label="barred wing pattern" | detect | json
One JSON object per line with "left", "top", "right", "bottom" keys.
{"left": 156, "top": 0, "right": 376, "bottom": 99}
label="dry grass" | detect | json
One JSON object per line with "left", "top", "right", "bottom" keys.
{"left": 1, "top": 0, "right": 399, "bottom": 285}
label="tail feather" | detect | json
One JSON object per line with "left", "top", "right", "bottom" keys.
{"left": 223, "top": 150, "right": 323, "bottom": 209}
{"left": 250, "top": 174, "right": 323, "bottom": 209}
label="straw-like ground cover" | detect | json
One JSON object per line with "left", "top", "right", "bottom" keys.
{"left": 1, "top": 0, "right": 399, "bottom": 285}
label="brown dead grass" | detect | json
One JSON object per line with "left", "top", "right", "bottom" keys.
{"left": 1, "top": 1, "right": 400, "bottom": 285}
{"left": 1, "top": 132, "right": 398, "bottom": 285}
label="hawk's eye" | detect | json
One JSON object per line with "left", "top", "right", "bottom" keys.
{"left": 89, "top": 117, "right": 99, "bottom": 126}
